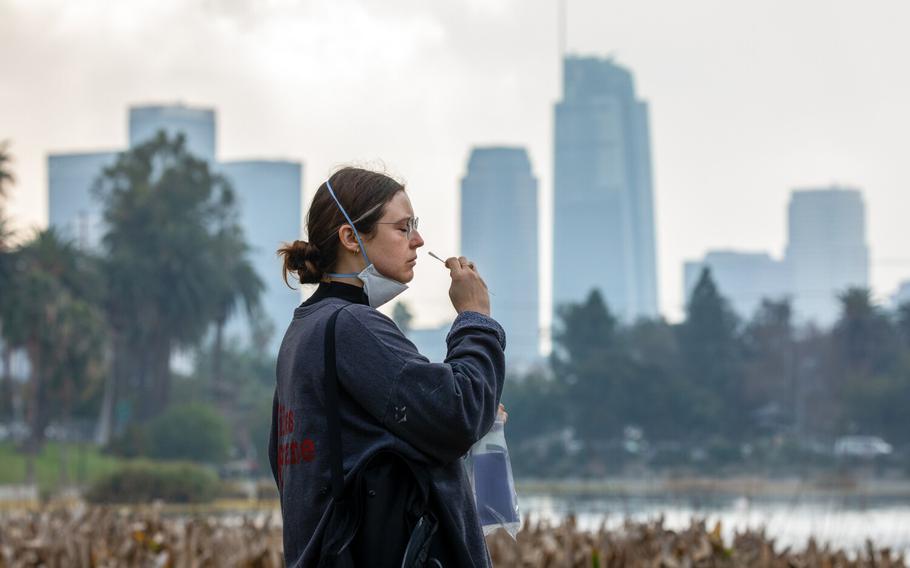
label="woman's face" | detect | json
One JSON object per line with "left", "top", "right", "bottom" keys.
{"left": 362, "top": 191, "right": 424, "bottom": 283}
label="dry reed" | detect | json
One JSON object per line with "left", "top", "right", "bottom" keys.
{"left": 0, "top": 506, "right": 904, "bottom": 567}
{"left": 486, "top": 515, "right": 906, "bottom": 568}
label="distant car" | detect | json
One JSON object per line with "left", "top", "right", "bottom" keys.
{"left": 834, "top": 436, "right": 893, "bottom": 459}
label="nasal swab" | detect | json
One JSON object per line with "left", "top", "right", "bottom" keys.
{"left": 428, "top": 252, "right": 495, "bottom": 296}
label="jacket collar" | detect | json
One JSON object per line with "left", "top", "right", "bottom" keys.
{"left": 300, "top": 281, "right": 369, "bottom": 309}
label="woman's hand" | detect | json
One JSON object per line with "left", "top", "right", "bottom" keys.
{"left": 497, "top": 403, "right": 508, "bottom": 423}
{"left": 445, "top": 256, "right": 491, "bottom": 316}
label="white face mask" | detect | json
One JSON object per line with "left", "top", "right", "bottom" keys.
{"left": 323, "top": 179, "right": 409, "bottom": 309}
{"left": 356, "top": 263, "right": 408, "bottom": 309}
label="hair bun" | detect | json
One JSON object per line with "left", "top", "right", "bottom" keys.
{"left": 278, "top": 240, "right": 324, "bottom": 287}
{"left": 287, "top": 240, "right": 320, "bottom": 271}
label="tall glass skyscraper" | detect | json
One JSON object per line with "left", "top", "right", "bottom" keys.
{"left": 785, "top": 186, "right": 869, "bottom": 325}
{"left": 553, "top": 56, "right": 658, "bottom": 323}
{"left": 460, "top": 147, "right": 540, "bottom": 368}
{"left": 128, "top": 104, "right": 216, "bottom": 163}
{"left": 220, "top": 160, "right": 304, "bottom": 350}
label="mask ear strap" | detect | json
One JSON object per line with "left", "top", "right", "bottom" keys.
{"left": 325, "top": 179, "right": 371, "bottom": 267}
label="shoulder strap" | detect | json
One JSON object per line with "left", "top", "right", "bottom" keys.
{"left": 323, "top": 306, "right": 347, "bottom": 502}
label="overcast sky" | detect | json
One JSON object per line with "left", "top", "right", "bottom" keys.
{"left": 2, "top": 0, "right": 909, "bottom": 330}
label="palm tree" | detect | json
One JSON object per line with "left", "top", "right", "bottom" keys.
{"left": 0, "top": 229, "right": 106, "bottom": 483}
{"left": 208, "top": 222, "right": 263, "bottom": 396}
{"left": 0, "top": 140, "right": 13, "bottom": 201}
{"left": 0, "top": 140, "right": 16, "bottom": 420}
{"left": 94, "top": 131, "right": 241, "bottom": 422}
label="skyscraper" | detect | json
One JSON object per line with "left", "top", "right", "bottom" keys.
{"left": 460, "top": 147, "right": 540, "bottom": 368}
{"left": 893, "top": 281, "right": 910, "bottom": 309}
{"left": 128, "top": 104, "right": 216, "bottom": 163}
{"left": 47, "top": 151, "right": 118, "bottom": 249}
{"left": 683, "top": 251, "right": 789, "bottom": 319}
{"left": 553, "top": 56, "right": 658, "bottom": 323}
{"left": 220, "top": 160, "right": 303, "bottom": 349}
{"left": 785, "top": 187, "right": 869, "bottom": 325}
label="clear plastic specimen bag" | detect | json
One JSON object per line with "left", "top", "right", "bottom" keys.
{"left": 468, "top": 416, "right": 521, "bottom": 539}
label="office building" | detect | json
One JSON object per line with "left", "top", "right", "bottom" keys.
{"left": 47, "top": 151, "right": 118, "bottom": 250}
{"left": 461, "top": 147, "right": 540, "bottom": 368}
{"left": 220, "top": 160, "right": 304, "bottom": 346}
{"left": 891, "top": 280, "right": 910, "bottom": 309}
{"left": 553, "top": 56, "right": 658, "bottom": 323}
{"left": 128, "top": 104, "right": 216, "bottom": 163}
{"left": 785, "top": 187, "right": 869, "bottom": 325}
{"left": 684, "top": 251, "right": 789, "bottom": 319}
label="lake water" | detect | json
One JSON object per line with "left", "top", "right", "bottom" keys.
{"left": 519, "top": 493, "right": 910, "bottom": 554}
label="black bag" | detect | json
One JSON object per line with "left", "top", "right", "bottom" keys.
{"left": 316, "top": 307, "right": 451, "bottom": 568}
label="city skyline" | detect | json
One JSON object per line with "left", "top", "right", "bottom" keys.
{"left": 684, "top": 186, "right": 870, "bottom": 325}
{"left": 4, "top": 0, "right": 910, "bottom": 328}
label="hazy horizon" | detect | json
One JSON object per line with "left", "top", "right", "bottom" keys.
{"left": 3, "top": 0, "right": 910, "bottom": 331}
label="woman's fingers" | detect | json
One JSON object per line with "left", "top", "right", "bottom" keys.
{"left": 457, "top": 255, "right": 478, "bottom": 272}
{"left": 445, "top": 256, "right": 463, "bottom": 275}
{"left": 448, "top": 256, "right": 479, "bottom": 274}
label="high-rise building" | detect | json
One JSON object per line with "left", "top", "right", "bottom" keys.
{"left": 47, "top": 151, "right": 118, "bottom": 250}
{"left": 785, "top": 187, "right": 869, "bottom": 325}
{"left": 553, "top": 56, "right": 658, "bottom": 323}
{"left": 460, "top": 147, "right": 540, "bottom": 368}
{"left": 128, "top": 104, "right": 216, "bottom": 163}
{"left": 684, "top": 251, "right": 789, "bottom": 319}
{"left": 220, "top": 160, "right": 303, "bottom": 349}
{"left": 892, "top": 281, "right": 910, "bottom": 309}
{"left": 47, "top": 104, "right": 303, "bottom": 355}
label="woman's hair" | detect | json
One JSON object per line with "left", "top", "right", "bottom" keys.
{"left": 278, "top": 167, "right": 405, "bottom": 288}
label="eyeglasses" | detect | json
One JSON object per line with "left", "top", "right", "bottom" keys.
{"left": 377, "top": 217, "right": 419, "bottom": 240}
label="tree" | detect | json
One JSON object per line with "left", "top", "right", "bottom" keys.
{"left": 0, "top": 229, "right": 106, "bottom": 483}
{"left": 898, "top": 302, "right": 910, "bottom": 349}
{"left": 553, "top": 289, "right": 618, "bottom": 368}
{"left": 207, "top": 222, "right": 263, "bottom": 394}
{"left": 94, "top": 131, "right": 240, "bottom": 423}
{"left": 0, "top": 140, "right": 16, "bottom": 419}
{"left": 0, "top": 140, "right": 13, "bottom": 201}
{"left": 741, "top": 298, "right": 797, "bottom": 435}
{"left": 678, "top": 268, "right": 743, "bottom": 440}
{"left": 392, "top": 301, "right": 414, "bottom": 335}
{"left": 95, "top": 132, "right": 248, "bottom": 426}
{"left": 832, "top": 288, "right": 899, "bottom": 376}
{"left": 147, "top": 402, "right": 231, "bottom": 464}
{"left": 832, "top": 289, "right": 903, "bottom": 440}
{"left": 619, "top": 317, "right": 688, "bottom": 442}
{"left": 552, "top": 290, "right": 629, "bottom": 450}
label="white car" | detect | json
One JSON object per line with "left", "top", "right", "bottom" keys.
{"left": 834, "top": 436, "right": 893, "bottom": 458}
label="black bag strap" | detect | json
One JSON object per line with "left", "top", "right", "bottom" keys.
{"left": 323, "top": 306, "right": 347, "bottom": 501}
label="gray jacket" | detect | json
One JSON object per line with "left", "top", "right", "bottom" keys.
{"left": 269, "top": 282, "right": 507, "bottom": 567}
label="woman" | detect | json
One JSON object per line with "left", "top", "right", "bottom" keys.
{"left": 270, "top": 167, "right": 506, "bottom": 567}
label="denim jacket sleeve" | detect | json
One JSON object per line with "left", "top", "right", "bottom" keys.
{"left": 334, "top": 304, "right": 506, "bottom": 465}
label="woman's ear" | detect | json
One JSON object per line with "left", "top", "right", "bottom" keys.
{"left": 338, "top": 225, "right": 361, "bottom": 253}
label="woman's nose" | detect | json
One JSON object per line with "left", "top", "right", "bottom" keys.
{"left": 411, "top": 230, "right": 425, "bottom": 248}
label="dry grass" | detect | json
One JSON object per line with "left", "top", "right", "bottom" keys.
{"left": 487, "top": 515, "right": 906, "bottom": 568}
{"left": 0, "top": 506, "right": 904, "bottom": 567}
{"left": 0, "top": 505, "right": 282, "bottom": 567}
